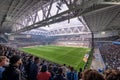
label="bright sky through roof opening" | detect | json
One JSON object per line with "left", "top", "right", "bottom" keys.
{"left": 33, "top": 2, "right": 83, "bottom": 31}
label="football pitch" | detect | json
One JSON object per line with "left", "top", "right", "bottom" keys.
{"left": 20, "top": 45, "right": 90, "bottom": 70}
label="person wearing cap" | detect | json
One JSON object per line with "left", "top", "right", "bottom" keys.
{"left": 2, "top": 55, "right": 22, "bottom": 80}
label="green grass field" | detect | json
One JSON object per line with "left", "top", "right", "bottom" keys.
{"left": 20, "top": 45, "right": 90, "bottom": 70}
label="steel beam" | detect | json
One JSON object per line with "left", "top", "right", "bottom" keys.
{"left": 13, "top": 0, "right": 100, "bottom": 33}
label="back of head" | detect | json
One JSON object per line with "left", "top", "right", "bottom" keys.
{"left": 29, "top": 55, "right": 33, "bottom": 60}
{"left": 10, "top": 55, "right": 21, "bottom": 65}
{"left": 34, "top": 57, "right": 39, "bottom": 63}
{"left": 63, "top": 64, "right": 66, "bottom": 66}
{"left": 104, "top": 69, "right": 120, "bottom": 80}
{"left": 70, "top": 67, "right": 74, "bottom": 71}
{"left": 82, "top": 69, "right": 104, "bottom": 80}
{"left": 79, "top": 68, "right": 82, "bottom": 72}
{"left": 41, "top": 65, "right": 47, "bottom": 72}
{"left": 58, "top": 67, "right": 63, "bottom": 74}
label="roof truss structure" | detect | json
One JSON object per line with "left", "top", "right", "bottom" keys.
{"left": 0, "top": 0, "right": 120, "bottom": 34}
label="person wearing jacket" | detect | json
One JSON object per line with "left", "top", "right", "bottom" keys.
{"left": 2, "top": 55, "right": 22, "bottom": 80}
{"left": 54, "top": 67, "right": 67, "bottom": 80}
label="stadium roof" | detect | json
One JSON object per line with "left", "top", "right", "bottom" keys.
{"left": 0, "top": 0, "right": 51, "bottom": 33}
{"left": 83, "top": 2, "right": 120, "bottom": 32}
{"left": 0, "top": 0, "right": 120, "bottom": 34}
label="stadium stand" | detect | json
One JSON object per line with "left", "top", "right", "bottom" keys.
{"left": 1, "top": 0, "right": 120, "bottom": 80}
{"left": 1, "top": 41, "right": 120, "bottom": 80}
{"left": 47, "top": 35, "right": 90, "bottom": 47}
{"left": 99, "top": 42, "right": 120, "bottom": 70}
{"left": 0, "top": 37, "right": 7, "bottom": 43}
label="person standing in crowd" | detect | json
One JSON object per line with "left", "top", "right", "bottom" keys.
{"left": 61, "top": 64, "right": 68, "bottom": 78}
{"left": 67, "top": 67, "right": 78, "bottom": 80}
{"left": 48, "top": 64, "right": 55, "bottom": 80}
{"left": 2, "top": 55, "right": 22, "bottom": 80}
{"left": 82, "top": 69, "right": 104, "bottom": 80}
{"left": 30, "top": 57, "right": 40, "bottom": 80}
{"left": 0, "top": 56, "right": 6, "bottom": 80}
{"left": 78, "top": 68, "right": 82, "bottom": 80}
{"left": 53, "top": 67, "right": 67, "bottom": 80}
{"left": 37, "top": 65, "right": 51, "bottom": 80}
{"left": 25, "top": 55, "right": 34, "bottom": 80}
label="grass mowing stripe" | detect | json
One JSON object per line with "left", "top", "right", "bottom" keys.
{"left": 20, "top": 46, "right": 90, "bottom": 71}
{"left": 56, "top": 48, "right": 85, "bottom": 68}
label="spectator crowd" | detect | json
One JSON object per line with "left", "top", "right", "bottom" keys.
{"left": 0, "top": 44, "right": 120, "bottom": 80}
{"left": 99, "top": 42, "right": 120, "bottom": 70}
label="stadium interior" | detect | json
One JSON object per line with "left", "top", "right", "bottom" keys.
{"left": 0, "top": 0, "right": 120, "bottom": 80}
